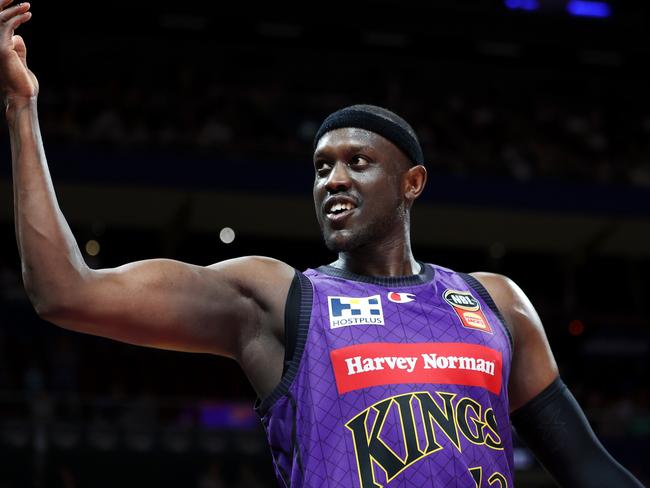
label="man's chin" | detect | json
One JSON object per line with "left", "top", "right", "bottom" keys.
{"left": 324, "top": 230, "right": 360, "bottom": 253}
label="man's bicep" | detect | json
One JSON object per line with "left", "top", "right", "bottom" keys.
{"left": 40, "top": 256, "right": 292, "bottom": 358}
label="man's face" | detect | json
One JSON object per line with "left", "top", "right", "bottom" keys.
{"left": 313, "top": 128, "right": 410, "bottom": 252}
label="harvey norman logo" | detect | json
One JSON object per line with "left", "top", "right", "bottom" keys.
{"left": 328, "top": 295, "right": 384, "bottom": 329}
{"left": 330, "top": 342, "right": 502, "bottom": 394}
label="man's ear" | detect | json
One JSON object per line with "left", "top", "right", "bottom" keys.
{"left": 403, "top": 165, "right": 427, "bottom": 204}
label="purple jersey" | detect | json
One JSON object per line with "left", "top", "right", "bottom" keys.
{"left": 257, "top": 263, "right": 514, "bottom": 487}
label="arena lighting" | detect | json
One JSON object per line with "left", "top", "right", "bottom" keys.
{"left": 569, "top": 319, "right": 585, "bottom": 336}
{"left": 566, "top": 0, "right": 611, "bottom": 18}
{"left": 219, "top": 227, "right": 235, "bottom": 244}
{"left": 85, "top": 239, "right": 100, "bottom": 256}
{"left": 504, "top": 0, "right": 539, "bottom": 11}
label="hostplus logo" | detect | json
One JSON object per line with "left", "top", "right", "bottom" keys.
{"left": 328, "top": 295, "right": 384, "bottom": 329}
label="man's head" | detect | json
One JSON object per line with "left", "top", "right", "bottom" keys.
{"left": 313, "top": 104, "right": 424, "bottom": 167}
{"left": 312, "top": 104, "right": 427, "bottom": 253}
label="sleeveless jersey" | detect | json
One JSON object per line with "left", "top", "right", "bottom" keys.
{"left": 256, "top": 263, "right": 514, "bottom": 488}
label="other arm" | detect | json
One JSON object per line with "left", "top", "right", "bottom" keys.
{"left": 472, "top": 272, "right": 643, "bottom": 487}
{"left": 0, "top": 3, "right": 294, "bottom": 396}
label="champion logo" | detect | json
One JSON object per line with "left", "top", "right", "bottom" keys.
{"left": 387, "top": 292, "right": 416, "bottom": 303}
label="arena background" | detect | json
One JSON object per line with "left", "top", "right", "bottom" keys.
{"left": 0, "top": 1, "right": 648, "bottom": 486}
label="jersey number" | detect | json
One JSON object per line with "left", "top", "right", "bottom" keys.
{"left": 469, "top": 466, "right": 508, "bottom": 487}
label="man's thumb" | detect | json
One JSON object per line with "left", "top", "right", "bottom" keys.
{"left": 12, "top": 35, "right": 27, "bottom": 62}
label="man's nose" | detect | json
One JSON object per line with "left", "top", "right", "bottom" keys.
{"left": 325, "top": 161, "right": 351, "bottom": 192}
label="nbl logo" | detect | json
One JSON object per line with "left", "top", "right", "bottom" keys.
{"left": 443, "top": 289, "right": 493, "bottom": 334}
{"left": 328, "top": 295, "right": 385, "bottom": 329}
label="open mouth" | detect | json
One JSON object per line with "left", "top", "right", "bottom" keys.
{"left": 327, "top": 201, "right": 356, "bottom": 219}
{"left": 327, "top": 202, "right": 356, "bottom": 215}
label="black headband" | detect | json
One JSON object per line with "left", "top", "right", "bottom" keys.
{"left": 313, "top": 105, "right": 424, "bottom": 166}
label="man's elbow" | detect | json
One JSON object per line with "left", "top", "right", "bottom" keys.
{"left": 22, "top": 273, "right": 82, "bottom": 324}
{"left": 28, "top": 290, "right": 74, "bottom": 323}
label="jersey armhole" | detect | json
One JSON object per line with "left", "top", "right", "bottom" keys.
{"left": 282, "top": 271, "right": 301, "bottom": 376}
{"left": 459, "top": 272, "right": 514, "bottom": 352}
{"left": 255, "top": 269, "right": 313, "bottom": 416}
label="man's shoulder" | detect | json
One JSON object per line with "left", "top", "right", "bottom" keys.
{"left": 468, "top": 271, "right": 515, "bottom": 293}
{"left": 207, "top": 255, "right": 294, "bottom": 273}
{"left": 467, "top": 272, "right": 527, "bottom": 317}
{"left": 206, "top": 255, "right": 296, "bottom": 292}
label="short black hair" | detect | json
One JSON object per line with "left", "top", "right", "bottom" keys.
{"left": 313, "top": 104, "right": 424, "bottom": 166}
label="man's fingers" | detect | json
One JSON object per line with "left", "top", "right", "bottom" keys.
{"left": 1, "top": 10, "right": 30, "bottom": 42}
{"left": 9, "top": 10, "right": 30, "bottom": 28}
{"left": 0, "top": 3, "right": 30, "bottom": 46}
{"left": 0, "top": 2, "right": 30, "bottom": 22}
{"left": 0, "top": 0, "right": 15, "bottom": 11}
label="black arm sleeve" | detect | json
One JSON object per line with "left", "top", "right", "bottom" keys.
{"left": 511, "top": 377, "right": 644, "bottom": 487}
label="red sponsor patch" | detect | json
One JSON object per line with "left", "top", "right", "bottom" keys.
{"left": 461, "top": 311, "right": 490, "bottom": 331}
{"left": 330, "top": 342, "right": 502, "bottom": 395}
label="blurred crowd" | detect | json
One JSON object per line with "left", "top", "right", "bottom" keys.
{"left": 24, "top": 62, "right": 650, "bottom": 189}
{"left": 0, "top": 26, "right": 645, "bottom": 191}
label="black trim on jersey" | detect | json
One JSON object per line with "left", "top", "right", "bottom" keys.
{"left": 282, "top": 271, "right": 301, "bottom": 376}
{"left": 255, "top": 269, "right": 313, "bottom": 417}
{"left": 316, "top": 261, "right": 434, "bottom": 287}
{"left": 458, "top": 272, "right": 514, "bottom": 352}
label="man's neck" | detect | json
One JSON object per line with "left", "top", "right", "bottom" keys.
{"left": 331, "top": 239, "right": 420, "bottom": 278}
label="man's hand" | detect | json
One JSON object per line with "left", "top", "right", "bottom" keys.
{"left": 0, "top": 0, "right": 37, "bottom": 103}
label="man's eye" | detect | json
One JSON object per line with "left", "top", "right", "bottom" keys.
{"left": 315, "top": 162, "right": 331, "bottom": 176}
{"left": 350, "top": 156, "right": 369, "bottom": 166}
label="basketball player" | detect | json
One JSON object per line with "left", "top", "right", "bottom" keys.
{"left": 0, "top": 3, "right": 644, "bottom": 487}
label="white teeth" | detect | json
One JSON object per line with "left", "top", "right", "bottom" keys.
{"left": 328, "top": 202, "right": 355, "bottom": 214}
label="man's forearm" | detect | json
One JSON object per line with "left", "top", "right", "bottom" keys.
{"left": 7, "top": 97, "right": 87, "bottom": 313}
{"left": 511, "top": 377, "right": 643, "bottom": 487}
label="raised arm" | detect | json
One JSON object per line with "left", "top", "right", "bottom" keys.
{"left": 0, "top": 2, "right": 294, "bottom": 396}
{"left": 472, "top": 272, "right": 643, "bottom": 487}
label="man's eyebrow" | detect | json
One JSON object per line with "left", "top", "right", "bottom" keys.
{"left": 314, "top": 144, "right": 375, "bottom": 159}
{"left": 347, "top": 144, "right": 375, "bottom": 153}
